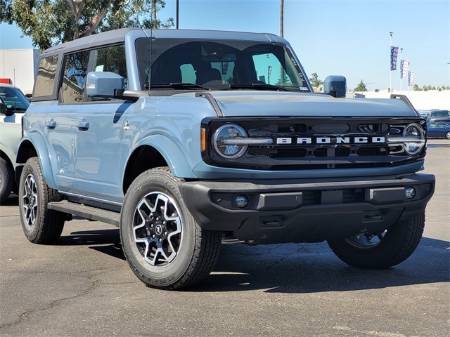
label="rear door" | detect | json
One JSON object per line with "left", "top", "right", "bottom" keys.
{"left": 47, "top": 50, "right": 90, "bottom": 192}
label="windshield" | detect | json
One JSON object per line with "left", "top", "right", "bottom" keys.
{"left": 136, "top": 38, "right": 310, "bottom": 92}
{"left": 0, "top": 86, "right": 29, "bottom": 112}
{"left": 431, "top": 110, "right": 449, "bottom": 118}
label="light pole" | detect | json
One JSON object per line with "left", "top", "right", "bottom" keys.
{"left": 280, "top": 0, "right": 284, "bottom": 37}
{"left": 176, "top": 0, "right": 179, "bottom": 29}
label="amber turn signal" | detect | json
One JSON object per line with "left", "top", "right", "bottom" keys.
{"left": 201, "top": 127, "right": 207, "bottom": 152}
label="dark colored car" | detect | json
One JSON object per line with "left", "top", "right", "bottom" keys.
{"left": 427, "top": 120, "right": 450, "bottom": 139}
{"left": 428, "top": 109, "right": 450, "bottom": 124}
{"left": 0, "top": 85, "right": 30, "bottom": 123}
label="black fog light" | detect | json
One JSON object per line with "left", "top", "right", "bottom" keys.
{"left": 234, "top": 195, "right": 249, "bottom": 208}
{"left": 405, "top": 187, "right": 416, "bottom": 199}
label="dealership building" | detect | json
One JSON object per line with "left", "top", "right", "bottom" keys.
{"left": 0, "top": 48, "right": 40, "bottom": 94}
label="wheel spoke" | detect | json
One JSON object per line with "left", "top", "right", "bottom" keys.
{"left": 148, "top": 248, "right": 161, "bottom": 266}
{"left": 30, "top": 208, "right": 35, "bottom": 224}
{"left": 24, "top": 179, "right": 31, "bottom": 195}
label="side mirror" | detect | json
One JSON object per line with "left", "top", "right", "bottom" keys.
{"left": 0, "top": 97, "right": 15, "bottom": 116}
{"left": 324, "top": 75, "right": 347, "bottom": 98}
{"left": 86, "top": 71, "right": 124, "bottom": 98}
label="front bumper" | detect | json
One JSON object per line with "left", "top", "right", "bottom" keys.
{"left": 180, "top": 174, "right": 435, "bottom": 243}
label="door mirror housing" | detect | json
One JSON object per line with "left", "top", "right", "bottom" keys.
{"left": 0, "top": 97, "right": 15, "bottom": 116}
{"left": 86, "top": 72, "right": 125, "bottom": 98}
{"left": 324, "top": 75, "right": 347, "bottom": 98}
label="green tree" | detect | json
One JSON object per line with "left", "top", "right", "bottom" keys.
{"left": 354, "top": 80, "right": 367, "bottom": 92}
{"left": 2, "top": 0, "right": 173, "bottom": 50}
{"left": 413, "top": 84, "right": 422, "bottom": 91}
{"left": 0, "top": 0, "right": 13, "bottom": 22}
{"left": 309, "top": 72, "right": 323, "bottom": 88}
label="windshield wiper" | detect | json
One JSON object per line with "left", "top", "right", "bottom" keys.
{"left": 150, "top": 83, "right": 209, "bottom": 90}
{"left": 228, "top": 83, "right": 294, "bottom": 91}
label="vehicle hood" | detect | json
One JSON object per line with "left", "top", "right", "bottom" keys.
{"left": 199, "top": 91, "right": 417, "bottom": 117}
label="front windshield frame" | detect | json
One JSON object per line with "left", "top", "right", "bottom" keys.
{"left": 135, "top": 37, "right": 312, "bottom": 92}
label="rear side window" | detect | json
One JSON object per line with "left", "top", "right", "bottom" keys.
{"left": 33, "top": 55, "right": 59, "bottom": 98}
{"left": 60, "top": 50, "right": 90, "bottom": 104}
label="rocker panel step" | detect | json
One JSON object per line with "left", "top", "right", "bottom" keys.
{"left": 48, "top": 200, "right": 120, "bottom": 226}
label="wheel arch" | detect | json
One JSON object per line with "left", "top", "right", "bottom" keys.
{"left": 122, "top": 136, "right": 194, "bottom": 194}
{"left": 16, "top": 137, "right": 57, "bottom": 189}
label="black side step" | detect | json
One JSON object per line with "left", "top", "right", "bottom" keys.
{"left": 48, "top": 200, "right": 120, "bottom": 226}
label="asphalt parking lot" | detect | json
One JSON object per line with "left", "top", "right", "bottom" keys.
{"left": 0, "top": 140, "right": 449, "bottom": 337}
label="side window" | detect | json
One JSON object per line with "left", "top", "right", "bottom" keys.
{"left": 252, "top": 53, "right": 293, "bottom": 86}
{"left": 33, "top": 55, "right": 58, "bottom": 98}
{"left": 91, "top": 44, "right": 127, "bottom": 84}
{"left": 60, "top": 51, "right": 90, "bottom": 104}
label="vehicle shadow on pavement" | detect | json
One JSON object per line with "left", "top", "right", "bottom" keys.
{"left": 59, "top": 229, "right": 449, "bottom": 293}
{"left": 2, "top": 195, "right": 18, "bottom": 206}
{"left": 196, "top": 237, "right": 450, "bottom": 293}
{"left": 59, "top": 229, "right": 125, "bottom": 261}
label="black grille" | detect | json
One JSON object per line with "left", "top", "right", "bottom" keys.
{"left": 302, "top": 191, "right": 321, "bottom": 205}
{"left": 203, "top": 117, "right": 426, "bottom": 170}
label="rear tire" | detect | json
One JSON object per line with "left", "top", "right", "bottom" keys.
{"left": 19, "top": 157, "right": 66, "bottom": 244}
{"left": 0, "top": 157, "right": 14, "bottom": 204}
{"left": 120, "top": 167, "right": 221, "bottom": 290}
{"left": 328, "top": 212, "right": 425, "bottom": 269}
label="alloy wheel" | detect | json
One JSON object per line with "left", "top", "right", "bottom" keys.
{"left": 132, "top": 192, "right": 183, "bottom": 266}
{"left": 22, "top": 174, "right": 38, "bottom": 227}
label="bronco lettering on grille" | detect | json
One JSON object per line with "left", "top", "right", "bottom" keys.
{"left": 276, "top": 136, "right": 386, "bottom": 145}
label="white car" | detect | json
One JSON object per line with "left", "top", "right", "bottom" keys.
{"left": 0, "top": 85, "right": 29, "bottom": 202}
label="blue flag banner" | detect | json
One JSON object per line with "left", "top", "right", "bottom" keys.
{"left": 401, "top": 60, "right": 410, "bottom": 79}
{"left": 400, "top": 60, "right": 404, "bottom": 79}
{"left": 409, "top": 72, "right": 416, "bottom": 86}
{"left": 390, "top": 46, "right": 399, "bottom": 71}
{"left": 408, "top": 71, "right": 413, "bottom": 86}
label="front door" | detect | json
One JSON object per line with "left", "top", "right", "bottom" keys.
{"left": 68, "top": 44, "right": 130, "bottom": 203}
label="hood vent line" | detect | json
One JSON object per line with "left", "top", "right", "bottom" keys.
{"left": 196, "top": 92, "right": 224, "bottom": 117}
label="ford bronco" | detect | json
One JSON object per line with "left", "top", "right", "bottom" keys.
{"left": 17, "top": 28, "right": 434, "bottom": 289}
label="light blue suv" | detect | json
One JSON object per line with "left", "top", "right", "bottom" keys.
{"left": 17, "top": 28, "right": 435, "bottom": 289}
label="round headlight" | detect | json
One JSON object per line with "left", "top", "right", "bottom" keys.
{"left": 213, "top": 124, "right": 248, "bottom": 159}
{"left": 402, "top": 123, "right": 425, "bottom": 155}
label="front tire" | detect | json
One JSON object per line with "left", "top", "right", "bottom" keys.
{"left": 328, "top": 212, "right": 425, "bottom": 269}
{"left": 120, "top": 167, "right": 221, "bottom": 290}
{"left": 0, "top": 157, "right": 14, "bottom": 204}
{"left": 19, "top": 157, "right": 66, "bottom": 244}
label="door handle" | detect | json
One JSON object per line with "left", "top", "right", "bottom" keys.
{"left": 77, "top": 119, "right": 89, "bottom": 131}
{"left": 46, "top": 119, "right": 56, "bottom": 129}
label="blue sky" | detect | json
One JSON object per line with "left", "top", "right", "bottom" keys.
{"left": 1, "top": 0, "right": 449, "bottom": 90}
